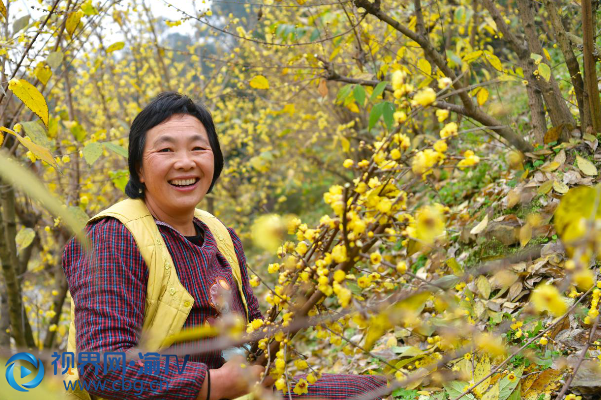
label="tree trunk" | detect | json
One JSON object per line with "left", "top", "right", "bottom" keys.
{"left": 0, "top": 186, "right": 35, "bottom": 348}
{"left": 582, "top": 0, "right": 601, "bottom": 131}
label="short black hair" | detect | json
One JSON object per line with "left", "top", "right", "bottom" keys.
{"left": 125, "top": 92, "right": 223, "bottom": 199}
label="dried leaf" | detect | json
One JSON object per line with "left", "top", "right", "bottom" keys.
{"left": 15, "top": 227, "right": 35, "bottom": 252}
{"left": 540, "top": 161, "right": 560, "bottom": 172}
{"left": 553, "top": 180, "right": 569, "bottom": 194}
{"left": 506, "top": 189, "right": 520, "bottom": 209}
{"left": 519, "top": 223, "right": 532, "bottom": 247}
{"left": 544, "top": 124, "right": 564, "bottom": 144}
{"left": 318, "top": 79, "right": 328, "bottom": 98}
{"left": 470, "top": 214, "right": 489, "bottom": 235}
{"left": 553, "top": 149, "right": 566, "bottom": 165}
{"left": 0, "top": 0, "right": 6, "bottom": 19}
{"left": 576, "top": 155, "right": 597, "bottom": 176}
{"left": 66, "top": 10, "right": 83, "bottom": 36}
{"left": 476, "top": 275, "right": 491, "bottom": 299}
{"left": 537, "top": 180, "right": 553, "bottom": 195}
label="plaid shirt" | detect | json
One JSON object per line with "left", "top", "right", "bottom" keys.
{"left": 63, "top": 216, "right": 386, "bottom": 400}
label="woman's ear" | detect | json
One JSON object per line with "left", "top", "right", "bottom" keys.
{"left": 138, "top": 164, "right": 145, "bottom": 183}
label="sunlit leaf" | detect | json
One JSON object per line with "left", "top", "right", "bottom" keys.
{"left": 107, "top": 41, "right": 125, "bottom": 53}
{"left": 82, "top": 142, "right": 103, "bottom": 165}
{"left": 249, "top": 75, "right": 269, "bottom": 89}
{"left": 12, "top": 15, "right": 30, "bottom": 35}
{"left": 477, "top": 88, "right": 489, "bottom": 106}
{"left": 66, "top": 10, "right": 83, "bottom": 36}
{"left": 576, "top": 155, "right": 597, "bottom": 176}
{"left": 417, "top": 58, "right": 431, "bottom": 76}
{"left": 0, "top": 127, "right": 57, "bottom": 169}
{"left": 46, "top": 51, "right": 64, "bottom": 70}
{"left": 8, "top": 79, "right": 49, "bottom": 126}
{"left": 104, "top": 142, "right": 128, "bottom": 158}
{"left": 21, "top": 121, "right": 50, "bottom": 148}
{"left": 34, "top": 62, "right": 52, "bottom": 85}
{"left": 15, "top": 227, "right": 35, "bottom": 252}
{"left": 0, "top": 151, "right": 88, "bottom": 248}
{"left": 538, "top": 63, "right": 551, "bottom": 82}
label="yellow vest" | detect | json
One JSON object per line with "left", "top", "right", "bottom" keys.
{"left": 65, "top": 198, "right": 249, "bottom": 400}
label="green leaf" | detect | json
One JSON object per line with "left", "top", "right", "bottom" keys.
{"left": 369, "top": 102, "right": 385, "bottom": 130}
{"left": 109, "top": 169, "right": 128, "bottom": 192}
{"left": 499, "top": 366, "right": 524, "bottom": 400}
{"left": 103, "top": 142, "right": 128, "bottom": 158}
{"left": 353, "top": 85, "right": 366, "bottom": 106}
{"left": 538, "top": 63, "right": 551, "bottom": 82}
{"left": 82, "top": 142, "right": 103, "bottom": 165}
{"left": 382, "top": 101, "right": 395, "bottom": 130}
{"left": 0, "top": 151, "right": 88, "bottom": 248}
{"left": 15, "top": 227, "right": 35, "bottom": 252}
{"left": 12, "top": 15, "right": 30, "bottom": 35}
{"left": 370, "top": 81, "right": 388, "bottom": 101}
{"left": 443, "top": 381, "right": 476, "bottom": 400}
{"left": 70, "top": 123, "right": 87, "bottom": 142}
{"left": 336, "top": 84, "right": 353, "bottom": 103}
{"left": 46, "top": 51, "right": 63, "bottom": 70}
{"left": 310, "top": 28, "right": 320, "bottom": 41}
{"left": 530, "top": 53, "right": 543, "bottom": 62}
{"left": 21, "top": 121, "right": 51, "bottom": 148}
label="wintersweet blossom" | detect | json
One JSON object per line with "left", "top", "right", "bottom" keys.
{"left": 412, "top": 149, "right": 440, "bottom": 176}
{"left": 457, "top": 150, "right": 480, "bottom": 168}
{"left": 412, "top": 88, "right": 436, "bottom": 107}
{"left": 436, "top": 109, "right": 449, "bottom": 122}
{"left": 439, "top": 122, "right": 458, "bottom": 139}
{"left": 531, "top": 284, "right": 568, "bottom": 317}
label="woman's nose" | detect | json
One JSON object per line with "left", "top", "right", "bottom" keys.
{"left": 174, "top": 151, "right": 195, "bottom": 169}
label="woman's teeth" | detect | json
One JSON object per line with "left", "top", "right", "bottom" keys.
{"left": 170, "top": 178, "right": 197, "bottom": 186}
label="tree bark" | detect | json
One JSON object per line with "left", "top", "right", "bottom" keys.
{"left": 543, "top": 0, "right": 591, "bottom": 129}
{"left": 0, "top": 186, "right": 35, "bottom": 348}
{"left": 516, "top": 0, "right": 576, "bottom": 130}
{"left": 582, "top": 0, "right": 601, "bottom": 131}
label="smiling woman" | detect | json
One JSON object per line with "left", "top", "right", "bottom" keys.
{"left": 61, "top": 92, "right": 386, "bottom": 400}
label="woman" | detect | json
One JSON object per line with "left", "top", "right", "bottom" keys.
{"left": 62, "top": 92, "right": 386, "bottom": 400}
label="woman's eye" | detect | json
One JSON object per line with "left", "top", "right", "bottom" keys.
{"left": 193, "top": 147, "right": 206, "bottom": 151}
{"left": 158, "top": 148, "right": 172, "bottom": 153}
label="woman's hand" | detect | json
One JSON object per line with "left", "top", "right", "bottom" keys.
{"left": 197, "top": 356, "right": 273, "bottom": 400}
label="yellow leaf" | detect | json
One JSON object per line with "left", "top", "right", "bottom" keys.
{"left": 486, "top": 53, "right": 503, "bottom": 71}
{"left": 576, "top": 155, "right": 597, "bottom": 176}
{"left": 0, "top": 0, "right": 6, "bottom": 19}
{"left": 543, "top": 48, "right": 551, "bottom": 61}
{"left": 519, "top": 223, "right": 532, "bottom": 247}
{"left": 473, "top": 355, "right": 491, "bottom": 397}
{"left": 107, "top": 41, "right": 125, "bottom": 53}
{"left": 417, "top": 58, "right": 431, "bottom": 76}
{"left": 0, "top": 127, "right": 57, "bottom": 169}
{"left": 554, "top": 185, "right": 601, "bottom": 243}
{"left": 462, "top": 50, "right": 483, "bottom": 63}
{"left": 540, "top": 161, "right": 560, "bottom": 172}
{"left": 470, "top": 214, "right": 488, "bottom": 235}
{"left": 34, "top": 62, "right": 52, "bottom": 85}
{"left": 249, "top": 75, "right": 269, "bottom": 90}
{"left": 476, "top": 275, "right": 491, "bottom": 299}
{"left": 15, "top": 227, "right": 35, "bottom": 251}
{"left": 8, "top": 79, "right": 49, "bottom": 126}
{"left": 477, "top": 88, "right": 489, "bottom": 106}
{"left": 66, "top": 10, "right": 83, "bottom": 36}
{"left": 537, "top": 180, "right": 553, "bottom": 195}
{"left": 553, "top": 180, "right": 569, "bottom": 194}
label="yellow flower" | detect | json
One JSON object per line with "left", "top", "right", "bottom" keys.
{"left": 331, "top": 244, "right": 348, "bottom": 263}
{"left": 268, "top": 263, "right": 281, "bottom": 274}
{"left": 275, "top": 378, "right": 287, "bottom": 391}
{"left": 531, "top": 284, "right": 568, "bottom": 317}
{"left": 293, "top": 379, "right": 309, "bottom": 395}
{"left": 438, "top": 77, "right": 452, "bottom": 89}
{"left": 440, "top": 122, "right": 458, "bottom": 139}
{"left": 370, "top": 252, "right": 382, "bottom": 265}
{"left": 405, "top": 204, "right": 447, "bottom": 244}
{"left": 539, "top": 337, "right": 548, "bottom": 345}
{"left": 296, "top": 242, "right": 309, "bottom": 256}
{"left": 251, "top": 319, "right": 264, "bottom": 330}
{"left": 333, "top": 270, "right": 346, "bottom": 282}
{"left": 392, "top": 70, "right": 406, "bottom": 90}
{"left": 357, "top": 275, "right": 372, "bottom": 288}
{"left": 49, "top": 324, "right": 57, "bottom": 332}
{"left": 507, "top": 372, "right": 517, "bottom": 382}
{"left": 573, "top": 268, "right": 594, "bottom": 291}
{"left": 433, "top": 140, "right": 447, "bottom": 153}
{"left": 294, "top": 359, "right": 308, "bottom": 370}
{"left": 412, "top": 88, "right": 436, "bottom": 107}
{"left": 396, "top": 261, "right": 407, "bottom": 274}
{"left": 457, "top": 150, "right": 480, "bottom": 168}
{"left": 343, "top": 159, "right": 354, "bottom": 168}
{"left": 436, "top": 109, "right": 449, "bottom": 122}
{"left": 411, "top": 149, "right": 440, "bottom": 175}
{"left": 390, "top": 148, "right": 401, "bottom": 160}
{"left": 51, "top": 290, "right": 59, "bottom": 296}
{"left": 306, "top": 373, "right": 317, "bottom": 384}
{"left": 394, "top": 111, "right": 407, "bottom": 124}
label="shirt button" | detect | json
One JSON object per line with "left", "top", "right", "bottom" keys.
{"left": 164, "top": 263, "right": 171, "bottom": 270}
{"left": 169, "top": 287, "right": 176, "bottom": 296}
{"left": 184, "top": 301, "right": 191, "bottom": 307}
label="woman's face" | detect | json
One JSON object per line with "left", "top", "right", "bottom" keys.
{"left": 138, "top": 114, "right": 214, "bottom": 219}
